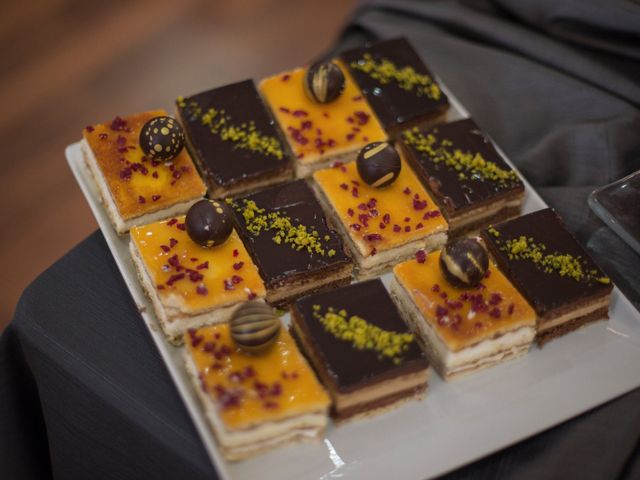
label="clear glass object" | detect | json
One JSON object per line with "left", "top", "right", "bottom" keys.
{"left": 588, "top": 169, "right": 640, "bottom": 255}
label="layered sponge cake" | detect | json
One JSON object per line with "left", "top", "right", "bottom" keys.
{"left": 391, "top": 248, "right": 536, "bottom": 380}
{"left": 184, "top": 322, "right": 330, "bottom": 460}
{"left": 82, "top": 110, "right": 206, "bottom": 233}
{"left": 291, "top": 279, "right": 429, "bottom": 421}
{"left": 129, "top": 214, "right": 266, "bottom": 344}
{"left": 481, "top": 208, "right": 612, "bottom": 346}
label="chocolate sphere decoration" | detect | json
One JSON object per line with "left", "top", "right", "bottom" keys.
{"left": 439, "top": 237, "right": 489, "bottom": 289}
{"left": 230, "top": 301, "right": 281, "bottom": 354}
{"left": 356, "top": 141, "right": 402, "bottom": 188}
{"left": 139, "top": 116, "right": 185, "bottom": 161}
{"left": 304, "top": 61, "right": 345, "bottom": 104}
{"left": 185, "top": 199, "right": 233, "bottom": 248}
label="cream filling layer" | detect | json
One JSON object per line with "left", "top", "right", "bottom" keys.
{"left": 82, "top": 139, "right": 202, "bottom": 233}
{"left": 184, "top": 353, "right": 327, "bottom": 454}
{"left": 538, "top": 295, "right": 610, "bottom": 332}
{"left": 448, "top": 196, "right": 522, "bottom": 231}
{"left": 390, "top": 278, "right": 535, "bottom": 372}
{"left": 265, "top": 264, "right": 353, "bottom": 304}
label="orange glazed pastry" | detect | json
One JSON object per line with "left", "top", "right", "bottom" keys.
{"left": 313, "top": 158, "right": 448, "bottom": 278}
{"left": 391, "top": 249, "right": 536, "bottom": 380}
{"left": 129, "top": 215, "right": 266, "bottom": 344}
{"left": 259, "top": 61, "right": 387, "bottom": 177}
{"left": 82, "top": 110, "right": 207, "bottom": 233}
{"left": 184, "top": 323, "right": 330, "bottom": 460}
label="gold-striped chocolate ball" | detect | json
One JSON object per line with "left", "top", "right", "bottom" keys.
{"left": 356, "top": 141, "right": 402, "bottom": 188}
{"left": 139, "top": 116, "right": 185, "bottom": 161}
{"left": 439, "top": 237, "right": 489, "bottom": 288}
{"left": 230, "top": 301, "right": 281, "bottom": 353}
{"left": 304, "top": 61, "right": 345, "bottom": 104}
{"left": 185, "top": 199, "right": 233, "bottom": 248}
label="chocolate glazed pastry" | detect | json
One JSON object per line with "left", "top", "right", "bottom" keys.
{"left": 226, "top": 179, "right": 353, "bottom": 306}
{"left": 481, "top": 208, "right": 613, "bottom": 345}
{"left": 176, "top": 79, "right": 293, "bottom": 197}
{"left": 342, "top": 37, "right": 449, "bottom": 136}
{"left": 402, "top": 118, "right": 524, "bottom": 234}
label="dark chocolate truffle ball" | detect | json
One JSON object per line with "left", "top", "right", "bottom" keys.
{"left": 439, "top": 237, "right": 489, "bottom": 289}
{"left": 356, "top": 142, "right": 402, "bottom": 188}
{"left": 304, "top": 61, "right": 345, "bottom": 104}
{"left": 139, "top": 116, "right": 185, "bottom": 161}
{"left": 230, "top": 301, "right": 281, "bottom": 354}
{"left": 185, "top": 199, "right": 233, "bottom": 248}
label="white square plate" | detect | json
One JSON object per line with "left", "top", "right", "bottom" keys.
{"left": 66, "top": 85, "right": 640, "bottom": 479}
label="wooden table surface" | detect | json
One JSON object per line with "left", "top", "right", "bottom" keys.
{"left": 0, "top": 0, "right": 357, "bottom": 330}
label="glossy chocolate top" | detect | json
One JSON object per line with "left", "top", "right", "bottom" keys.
{"left": 341, "top": 37, "right": 449, "bottom": 131}
{"left": 177, "top": 79, "right": 291, "bottom": 189}
{"left": 481, "top": 208, "right": 612, "bottom": 316}
{"left": 402, "top": 118, "right": 524, "bottom": 217}
{"left": 293, "top": 279, "right": 428, "bottom": 393}
{"left": 227, "top": 180, "right": 351, "bottom": 288}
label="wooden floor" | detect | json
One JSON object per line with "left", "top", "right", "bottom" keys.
{"left": 0, "top": 0, "right": 357, "bottom": 330}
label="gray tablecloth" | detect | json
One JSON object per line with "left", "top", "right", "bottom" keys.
{"left": 3, "top": 1, "right": 640, "bottom": 479}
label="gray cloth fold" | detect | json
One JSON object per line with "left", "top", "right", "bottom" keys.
{"left": 2, "top": 1, "right": 640, "bottom": 479}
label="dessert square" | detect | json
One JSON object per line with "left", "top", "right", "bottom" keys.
{"left": 259, "top": 61, "right": 387, "bottom": 177}
{"left": 391, "top": 249, "right": 536, "bottom": 380}
{"left": 291, "top": 279, "right": 429, "bottom": 421}
{"left": 82, "top": 110, "right": 207, "bottom": 233}
{"left": 184, "top": 323, "right": 330, "bottom": 460}
{"left": 225, "top": 179, "right": 353, "bottom": 306}
{"left": 129, "top": 215, "right": 266, "bottom": 344}
{"left": 401, "top": 118, "right": 524, "bottom": 235}
{"left": 341, "top": 37, "right": 449, "bottom": 137}
{"left": 176, "top": 80, "right": 293, "bottom": 197}
{"left": 481, "top": 208, "right": 613, "bottom": 346}
{"left": 313, "top": 158, "right": 448, "bottom": 278}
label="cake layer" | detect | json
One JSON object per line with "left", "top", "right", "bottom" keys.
{"left": 538, "top": 294, "right": 611, "bottom": 332}
{"left": 259, "top": 62, "right": 387, "bottom": 172}
{"left": 446, "top": 198, "right": 523, "bottom": 235}
{"left": 176, "top": 80, "right": 293, "bottom": 197}
{"left": 401, "top": 118, "right": 524, "bottom": 226}
{"left": 82, "top": 111, "right": 206, "bottom": 227}
{"left": 537, "top": 306, "right": 610, "bottom": 347}
{"left": 341, "top": 37, "right": 449, "bottom": 135}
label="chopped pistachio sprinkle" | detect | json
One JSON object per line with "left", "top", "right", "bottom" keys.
{"left": 225, "top": 198, "right": 335, "bottom": 257}
{"left": 350, "top": 53, "right": 442, "bottom": 100}
{"left": 402, "top": 128, "right": 519, "bottom": 186}
{"left": 177, "top": 96, "right": 283, "bottom": 159}
{"left": 312, "top": 305, "right": 415, "bottom": 364}
{"left": 490, "top": 231, "right": 610, "bottom": 284}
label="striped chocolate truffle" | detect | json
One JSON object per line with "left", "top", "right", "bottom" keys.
{"left": 356, "top": 141, "right": 402, "bottom": 188}
{"left": 439, "top": 237, "right": 489, "bottom": 288}
{"left": 230, "top": 301, "right": 281, "bottom": 353}
{"left": 304, "top": 61, "right": 345, "bottom": 104}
